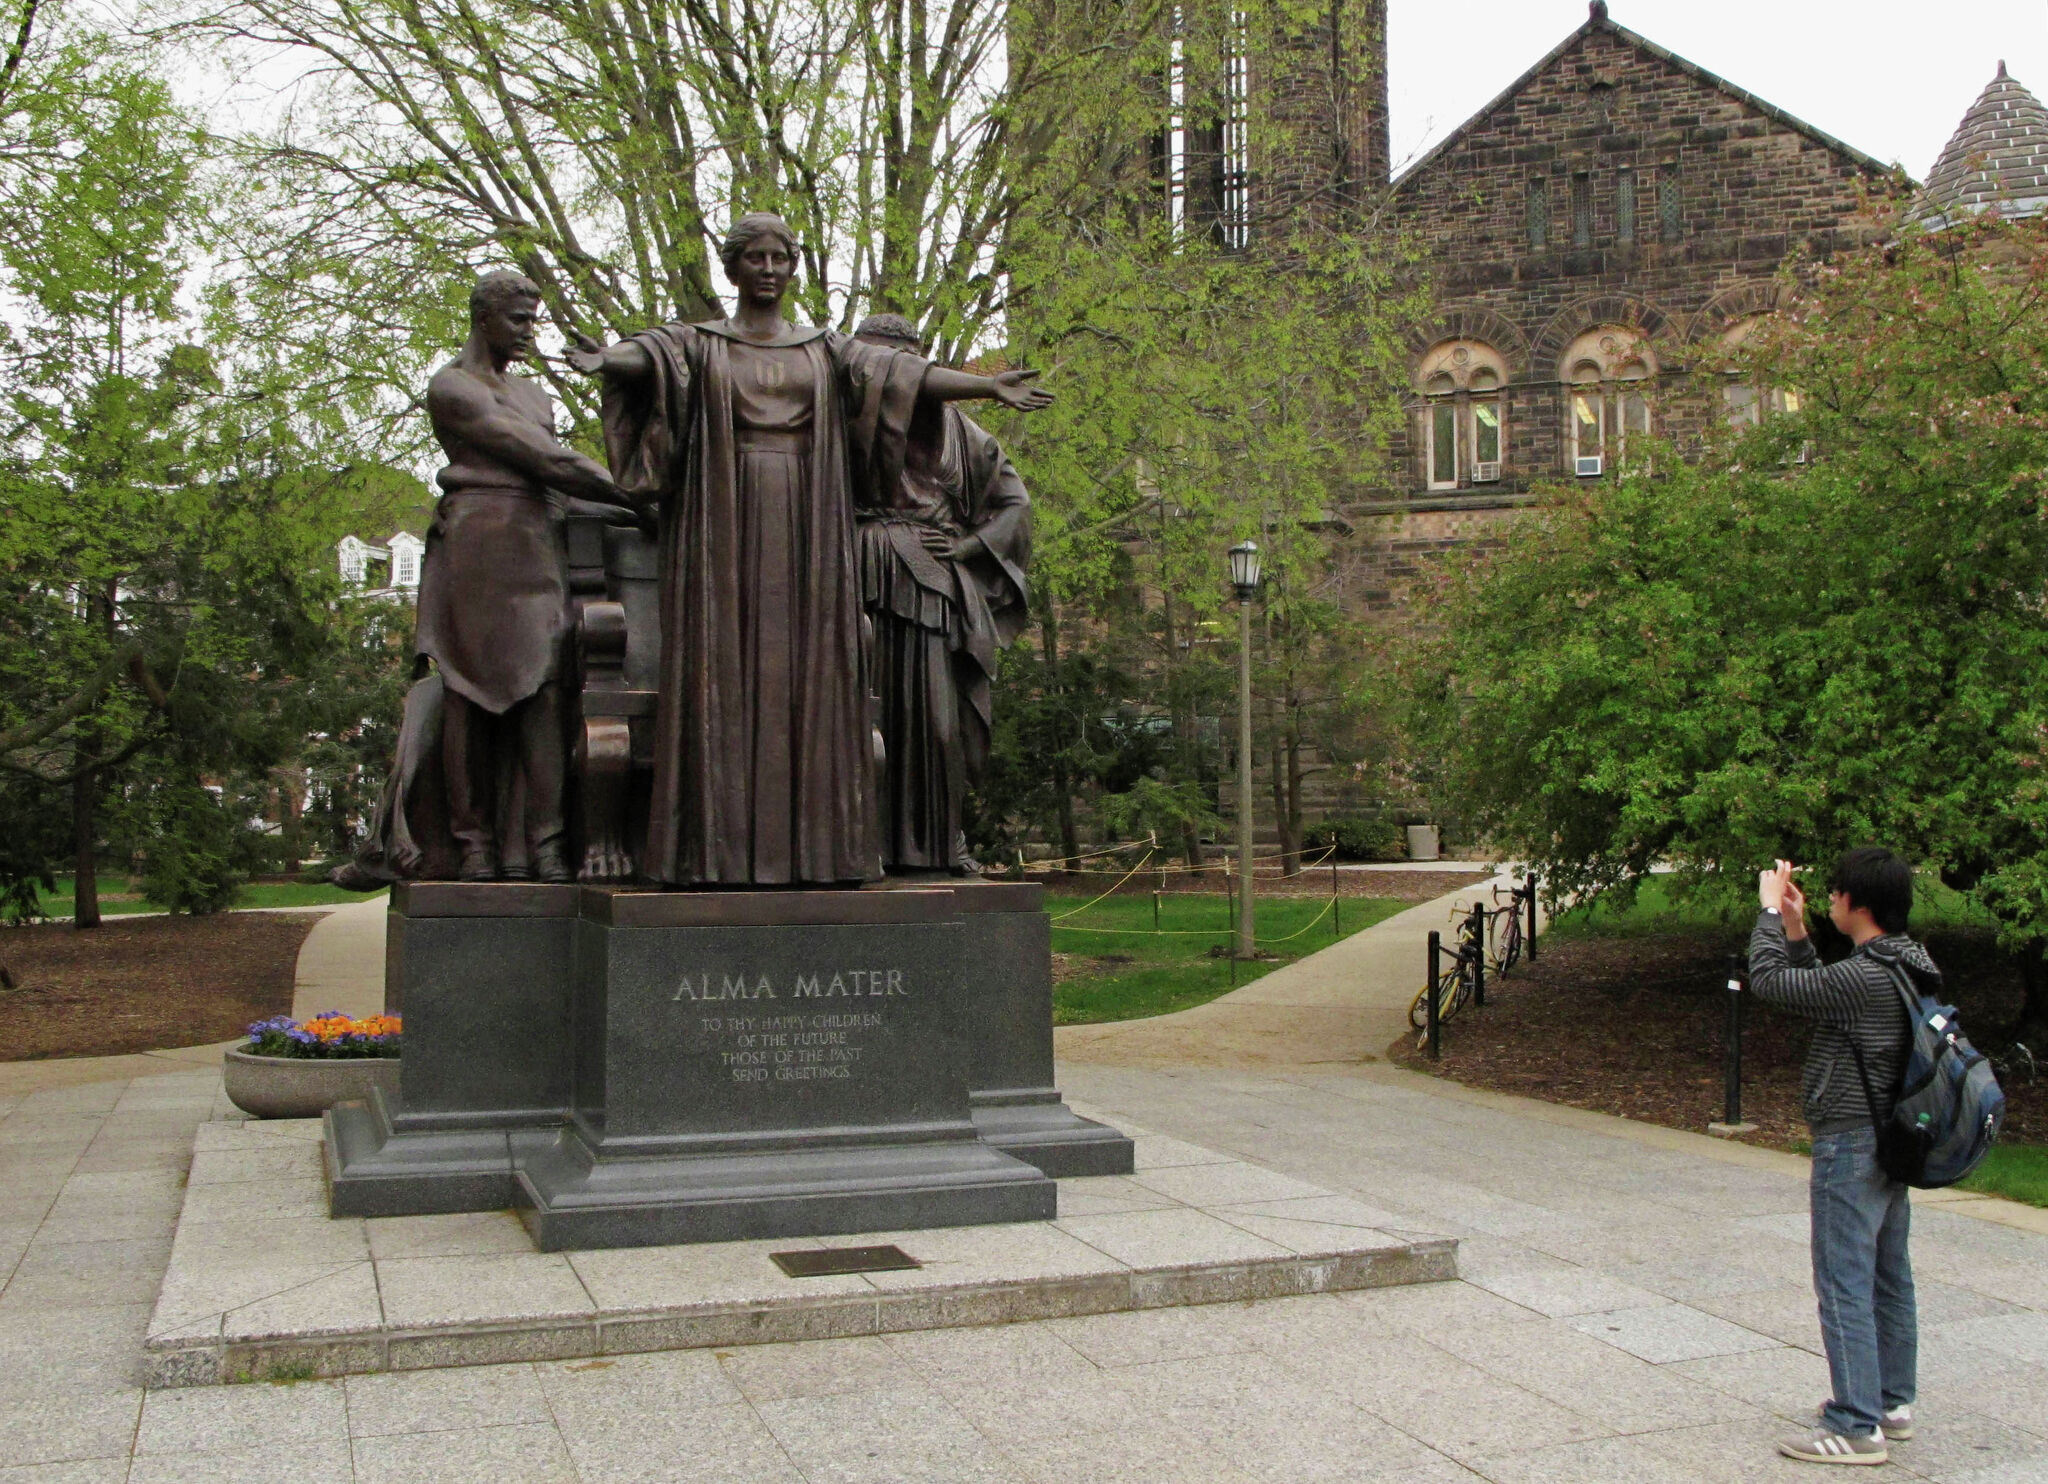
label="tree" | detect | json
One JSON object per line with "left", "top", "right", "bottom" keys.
{"left": 1413, "top": 214, "right": 2048, "bottom": 1038}
{"left": 0, "top": 8, "right": 415, "bottom": 919}
{"left": 981, "top": 186, "right": 1424, "bottom": 864}
{"left": 170, "top": 0, "right": 1170, "bottom": 451}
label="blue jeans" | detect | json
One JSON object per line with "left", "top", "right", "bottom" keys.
{"left": 1811, "top": 1127, "right": 1917, "bottom": 1435}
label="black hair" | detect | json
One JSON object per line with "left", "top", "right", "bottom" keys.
{"left": 1829, "top": 847, "right": 1912, "bottom": 935}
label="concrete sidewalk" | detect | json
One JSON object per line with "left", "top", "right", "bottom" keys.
{"left": 1, "top": 880, "right": 2043, "bottom": 1480}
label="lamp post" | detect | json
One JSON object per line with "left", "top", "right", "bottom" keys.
{"left": 1228, "top": 539, "right": 1261, "bottom": 961}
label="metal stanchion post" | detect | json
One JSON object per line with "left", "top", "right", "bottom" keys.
{"left": 1426, "top": 930, "right": 1441, "bottom": 1060}
{"left": 1153, "top": 890, "right": 1161, "bottom": 934}
{"left": 1470, "top": 901, "right": 1487, "bottom": 1008}
{"left": 1526, "top": 872, "right": 1538, "bottom": 962}
{"left": 1332, "top": 856, "right": 1341, "bottom": 936}
{"left": 1710, "top": 951, "right": 1755, "bottom": 1135}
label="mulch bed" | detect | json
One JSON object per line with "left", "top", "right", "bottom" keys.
{"left": 0, "top": 912, "right": 325, "bottom": 1061}
{"left": 1389, "top": 929, "right": 2046, "bottom": 1150}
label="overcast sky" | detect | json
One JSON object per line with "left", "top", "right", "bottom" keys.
{"left": 1387, "top": 0, "right": 2048, "bottom": 181}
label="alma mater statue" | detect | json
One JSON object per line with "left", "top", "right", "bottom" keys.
{"left": 569, "top": 212, "right": 1051, "bottom": 886}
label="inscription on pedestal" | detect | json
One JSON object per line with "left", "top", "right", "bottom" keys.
{"left": 579, "top": 917, "right": 972, "bottom": 1144}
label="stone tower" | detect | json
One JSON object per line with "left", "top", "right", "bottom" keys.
{"left": 1173, "top": 0, "right": 1391, "bottom": 242}
{"left": 1922, "top": 61, "right": 2048, "bottom": 223}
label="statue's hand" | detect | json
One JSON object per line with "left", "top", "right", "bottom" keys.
{"left": 565, "top": 333, "right": 609, "bottom": 376}
{"left": 992, "top": 368, "right": 1053, "bottom": 413}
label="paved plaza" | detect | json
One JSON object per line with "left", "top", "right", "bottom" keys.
{"left": 2, "top": 884, "right": 2045, "bottom": 1481}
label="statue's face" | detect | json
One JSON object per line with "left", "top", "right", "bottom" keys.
{"left": 730, "top": 237, "right": 794, "bottom": 307}
{"left": 480, "top": 298, "right": 540, "bottom": 362}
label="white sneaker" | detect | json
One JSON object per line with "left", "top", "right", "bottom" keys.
{"left": 1778, "top": 1426, "right": 1888, "bottom": 1465}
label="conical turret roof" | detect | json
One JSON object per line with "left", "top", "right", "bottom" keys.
{"left": 1924, "top": 62, "right": 2048, "bottom": 220}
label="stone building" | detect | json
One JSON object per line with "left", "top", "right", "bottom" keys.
{"left": 1353, "top": 0, "right": 1897, "bottom": 612}
{"left": 1200, "top": 3, "right": 2037, "bottom": 836}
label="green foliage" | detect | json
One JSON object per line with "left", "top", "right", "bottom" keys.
{"left": 134, "top": 780, "right": 249, "bottom": 914}
{"left": 0, "top": 776, "right": 63, "bottom": 923}
{"left": 1414, "top": 218, "right": 2048, "bottom": 1019}
{"left": 1302, "top": 816, "right": 1403, "bottom": 862}
{"left": 1099, "top": 777, "right": 1224, "bottom": 847}
{"left": 0, "top": 10, "right": 419, "bottom": 913}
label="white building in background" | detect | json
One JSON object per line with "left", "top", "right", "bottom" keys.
{"left": 337, "top": 531, "right": 426, "bottom": 599}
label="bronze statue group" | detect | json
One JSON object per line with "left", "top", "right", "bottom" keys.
{"left": 341, "top": 212, "right": 1048, "bottom": 890}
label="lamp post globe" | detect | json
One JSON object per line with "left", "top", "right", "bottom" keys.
{"left": 1228, "top": 539, "right": 1261, "bottom": 603}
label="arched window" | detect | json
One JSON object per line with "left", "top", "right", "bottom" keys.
{"left": 1416, "top": 340, "right": 1510, "bottom": 491}
{"left": 1560, "top": 327, "right": 1656, "bottom": 476}
{"left": 338, "top": 536, "right": 368, "bottom": 587}
{"left": 1718, "top": 317, "right": 1808, "bottom": 458}
{"left": 388, "top": 534, "right": 423, "bottom": 590}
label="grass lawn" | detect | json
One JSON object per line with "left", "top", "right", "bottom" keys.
{"left": 1959, "top": 1143, "right": 2048, "bottom": 1208}
{"left": 35, "top": 874, "right": 383, "bottom": 917}
{"left": 1049, "top": 888, "right": 1405, "bottom": 1025}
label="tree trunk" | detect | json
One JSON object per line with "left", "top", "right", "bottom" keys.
{"left": 1040, "top": 607, "right": 1080, "bottom": 864}
{"left": 276, "top": 766, "right": 303, "bottom": 876}
{"left": 1268, "top": 720, "right": 1303, "bottom": 877}
{"left": 1159, "top": 585, "right": 1206, "bottom": 870}
{"left": 71, "top": 755, "right": 99, "bottom": 930}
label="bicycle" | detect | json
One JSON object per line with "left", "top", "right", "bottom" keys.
{"left": 1486, "top": 880, "right": 1526, "bottom": 976}
{"left": 1409, "top": 911, "right": 1483, "bottom": 1031}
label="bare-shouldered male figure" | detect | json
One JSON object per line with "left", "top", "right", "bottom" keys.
{"left": 414, "top": 270, "right": 640, "bottom": 881}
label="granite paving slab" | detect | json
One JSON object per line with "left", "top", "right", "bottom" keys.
{"left": 143, "top": 1117, "right": 1455, "bottom": 1386}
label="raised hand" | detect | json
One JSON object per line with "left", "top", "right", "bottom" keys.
{"left": 992, "top": 368, "right": 1053, "bottom": 413}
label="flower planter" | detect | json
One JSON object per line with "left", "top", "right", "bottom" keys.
{"left": 222, "top": 1048, "right": 400, "bottom": 1120}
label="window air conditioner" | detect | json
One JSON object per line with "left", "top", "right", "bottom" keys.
{"left": 1473, "top": 461, "right": 1502, "bottom": 483}
{"left": 1575, "top": 455, "right": 1603, "bottom": 476}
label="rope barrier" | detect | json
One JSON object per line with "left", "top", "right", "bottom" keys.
{"left": 1024, "top": 843, "right": 1341, "bottom": 876}
{"left": 1252, "top": 894, "right": 1336, "bottom": 944}
{"left": 1047, "top": 847, "right": 1157, "bottom": 922}
{"left": 1048, "top": 876, "right": 1346, "bottom": 942}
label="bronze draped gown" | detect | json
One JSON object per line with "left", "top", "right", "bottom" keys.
{"left": 600, "top": 321, "right": 927, "bottom": 886}
{"left": 857, "top": 405, "right": 1032, "bottom": 869}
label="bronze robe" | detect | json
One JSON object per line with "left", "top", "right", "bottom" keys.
{"left": 858, "top": 405, "right": 1031, "bottom": 869}
{"left": 600, "top": 321, "right": 926, "bottom": 885}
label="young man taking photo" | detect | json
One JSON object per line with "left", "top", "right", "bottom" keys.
{"left": 1750, "top": 847, "right": 1930, "bottom": 1466}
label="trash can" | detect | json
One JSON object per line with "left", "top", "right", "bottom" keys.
{"left": 1405, "top": 824, "right": 1441, "bottom": 861}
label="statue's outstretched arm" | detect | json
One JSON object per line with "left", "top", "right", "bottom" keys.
{"left": 921, "top": 364, "right": 1053, "bottom": 412}
{"left": 566, "top": 334, "right": 655, "bottom": 381}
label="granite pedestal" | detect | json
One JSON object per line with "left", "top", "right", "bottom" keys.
{"left": 325, "top": 881, "right": 1111, "bottom": 1249}
{"left": 950, "top": 883, "right": 1133, "bottom": 1177}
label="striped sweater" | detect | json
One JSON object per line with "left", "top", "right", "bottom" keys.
{"left": 1746, "top": 912, "right": 1932, "bottom": 1136}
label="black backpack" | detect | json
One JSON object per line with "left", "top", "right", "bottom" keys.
{"left": 1849, "top": 955, "right": 2005, "bottom": 1189}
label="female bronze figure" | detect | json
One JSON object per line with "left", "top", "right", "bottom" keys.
{"left": 569, "top": 213, "right": 1049, "bottom": 885}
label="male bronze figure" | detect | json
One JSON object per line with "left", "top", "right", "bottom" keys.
{"left": 851, "top": 314, "right": 1033, "bottom": 873}
{"left": 410, "top": 271, "right": 636, "bottom": 882}
{"left": 567, "top": 212, "right": 1050, "bottom": 886}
